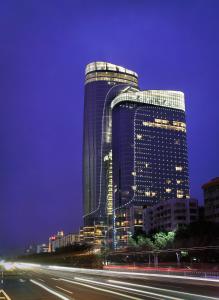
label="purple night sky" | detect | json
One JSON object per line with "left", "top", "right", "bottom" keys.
{"left": 0, "top": 0, "right": 219, "bottom": 254}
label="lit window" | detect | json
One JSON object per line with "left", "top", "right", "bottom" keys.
{"left": 145, "top": 191, "right": 156, "bottom": 197}
{"left": 132, "top": 185, "right": 137, "bottom": 191}
{"left": 173, "top": 121, "right": 186, "bottom": 128}
{"left": 142, "top": 121, "right": 186, "bottom": 132}
{"left": 175, "top": 166, "right": 183, "bottom": 171}
{"left": 104, "top": 155, "right": 109, "bottom": 161}
{"left": 166, "top": 188, "right": 171, "bottom": 193}
{"left": 177, "top": 194, "right": 183, "bottom": 199}
{"left": 166, "top": 179, "right": 171, "bottom": 184}
{"left": 155, "top": 118, "right": 169, "bottom": 124}
{"left": 176, "top": 180, "right": 181, "bottom": 184}
{"left": 132, "top": 172, "right": 136, "bottom": 176}
{"left": 137, "top": 134, "right": 142, "bottom": 140}
{"left": 177, "top": 190, "right": 184, "bottom": 198}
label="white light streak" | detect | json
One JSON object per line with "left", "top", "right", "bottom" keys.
{"left": 30, "top": 279, "right": 70, "bottom": 300}
{"left": 73, "top": 277, "right": 182, "bottom": 300}
{"left": 55, "top": 286, "right": 73, "bottom": 294}
{"left": 17, "top": 263, "right": 219, "bottom": 284}
{"left": 60, "top": 278, "right": 144, "bottom": 300}
{"left": 108, "top": 280, "right": 219, "bottom": 300}
{"left": 1, "top": 262, "right": 15, "bottom": 271}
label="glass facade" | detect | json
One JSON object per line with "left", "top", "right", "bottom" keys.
{"left": 83, "top": 62, "right": 138, "bottom": 227}
{"left": 112, "top": 91, "right": 190, "bottom": 248}
{"left": 83, "top": 62, "right": 190, "bottom": 250}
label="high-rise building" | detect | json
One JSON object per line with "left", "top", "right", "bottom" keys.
{"left": 83, "top": 62, "right": 138, "bottom": 227}
{"left": 83, "top": 62, "right": 190, "bottom": 249}
{"left": 112, "top": 90, "right": 190, "bottom": 247}
{"left": 202, "top": 177, "right": 219, "bottom": 223}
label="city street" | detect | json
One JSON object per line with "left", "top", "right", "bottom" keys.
{"left": 0, "top": 263, "right": 219, "bottom": 300}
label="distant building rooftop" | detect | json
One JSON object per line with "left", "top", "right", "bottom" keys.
{"left": 202, "top": 177, "right": 219, "bottom": 189}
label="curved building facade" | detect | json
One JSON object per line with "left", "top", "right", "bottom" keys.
{"left": 83, "top": 62, "right": 190, "bottom": 249}
{"left": 83, "top": 62, "right": 138, "bottom": 226}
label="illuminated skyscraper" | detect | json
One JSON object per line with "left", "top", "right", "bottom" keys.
{"left": 83, "top": 62, "right": 190, "bottom": 249}
{"left": 112, "top": 90, "right": 190, "bottom": 247}
{"left": 83, "top": 62, "right": 138, "bottom": 227}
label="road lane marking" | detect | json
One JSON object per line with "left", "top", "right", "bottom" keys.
{"left": 38, "top": 278, "right": 45, "bottom": 282}
{"left": 30, "top": 279, "right": 71, "bottom": 300}
{"left": 73, "top": 277, "right": 182, "bottom": 300}
{"left": 60, "top": 278, "right": 144, "bottom": 300}
{"left": 108, "top": 279, "right": 219, "bottom": 300}
{"left": 56, "top": 286, "right": 73, "bottom": 294}
{"left": 52, "top": 278, "right": 61, "bottom": 281}
{"left": 0, "top": 290, "right": 11, "bottom": 300}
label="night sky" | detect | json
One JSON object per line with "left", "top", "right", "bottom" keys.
{"left": 1, "top": 0, "right": 219, "bottom": 255}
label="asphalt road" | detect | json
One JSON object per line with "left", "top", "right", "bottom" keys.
{"left": 0, "top": 263, "right": 219, "bottom": 300}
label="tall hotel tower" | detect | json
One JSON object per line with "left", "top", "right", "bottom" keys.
{"left": 112, "top": 90, "right": 189, "bottom": 247}
{"left": 83, "top": 62, "right": 138, "bottom": 227}
{"left": 83, "top": 62, "right": 190, "bottom": 248}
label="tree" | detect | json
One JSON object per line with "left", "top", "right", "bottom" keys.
{"left": 128, "top": 236, "right": 138, "bottom": 248}
{"left": 153, "top": 231, "right": 175, "bottom": 249}
{"left": 153, "top": 232, "right": 168, "bottom": 249}
{"left": 137, "top": 236, "right": 155, "bottom": 250}
{"left": 167, "top": 231, "right": 175, "bottom": 245}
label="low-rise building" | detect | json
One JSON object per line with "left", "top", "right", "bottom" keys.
{"left": 37, "top": 243, "right": 49, "bottom": 254}
{"left": 49, "top": 231, "right": 80, "bottom": 252}
{"left": 82, "top": 223, "right": 108, "bottom": 250}
{"left": 202, "top": 177, "right": 219, "bottom": 223}
{"left": 115, "top": 206, "right": 144, "bottom": 248}
{"left": 143, "top": 198, "right": 198, "bottom": 233}
{"left": 48, "top": 231, "right": 64, "bottom": 252}
{"left": 25, "top": 244, "right": 36, "bottom": 254}
{"left": 79, "top": 227, "right": 84, "bottom": 243}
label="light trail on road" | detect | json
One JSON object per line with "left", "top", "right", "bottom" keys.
{"left": 30, "top": 279, "right": 71, "bottom": 300}
{"left": 108, "top": 279, "right": 219, "bottom": 300}
{"left": 72, "top": 277, "right": 182, "bottom": 300}
{"left": 1, "top": 262, "right": 219, "bottom": 299}
{"left": 60, "top": 278, "right": 145, "bottom": 300}
{"left": 45, "top": 264, "right": 219, "bottom": 283}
